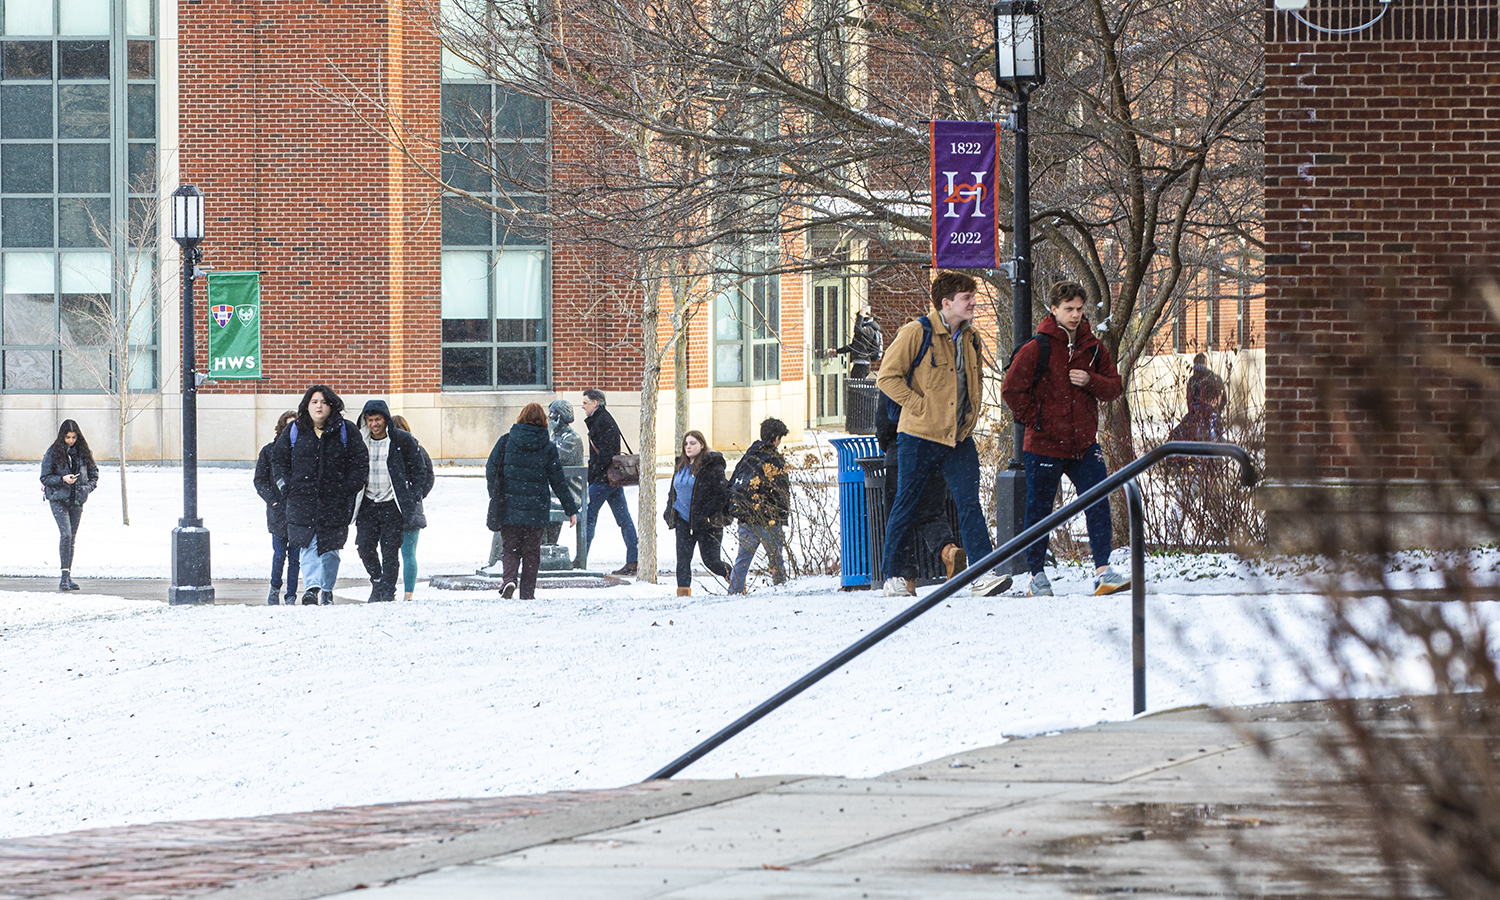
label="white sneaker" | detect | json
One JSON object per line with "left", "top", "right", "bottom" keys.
{"left": 970, "top": 574, "right": 1013, "bottom": 597}
{"left": 883, "top": 576, "right": 916, "bottom": 597}
{"left": 1027, "top": 571, "right": 1053, "bottom": 597}
{"left": 1093, "top": 567, "right": 1131, "bottom": 595}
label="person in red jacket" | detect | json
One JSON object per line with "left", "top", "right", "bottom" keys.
{"left": 1002, "top": 281, "right": 1131, "bottom": 597}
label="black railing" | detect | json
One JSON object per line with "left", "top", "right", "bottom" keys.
{"left": 647, "top": 441, "right": 1257, "bottom": 781}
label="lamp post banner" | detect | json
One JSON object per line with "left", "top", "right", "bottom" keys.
{"left": 930, "top": 120, "right": 1000, "bottom": 269}
{"left": 206, "top": 272, "right": 262, "bottom": 379}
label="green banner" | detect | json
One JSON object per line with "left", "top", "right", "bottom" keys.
{"left": 206, "top": 272, "right": 262, "bottom": 380}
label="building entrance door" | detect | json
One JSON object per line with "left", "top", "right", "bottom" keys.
{"left": 812, "top": 277, "right": 849, "bottom": 425}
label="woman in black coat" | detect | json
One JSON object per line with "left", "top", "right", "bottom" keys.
{"left": 40, "top": 419, "right": 99, "bottom": 591}
{"left": 664, "top": 429, "right": 731, "bottom": 596}
{"left": 271, "top": 385, "right": 369, "bottom": 605}
{"left": 487, "top": 402, "right": 578, "bottom": 600}
{"left": 253, "top": 410, "right": 299, "bottom": 605}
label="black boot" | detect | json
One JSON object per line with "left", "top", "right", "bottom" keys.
{"left": 300, "top": 587, "right": 321, "bottom": 605}
{"left": 66, "top": 575, "right": 80, "bottom": 591}
{"left": 320, "top": 589, "right": 334, "bottom": 605}
{"left": 60, "top": 570, "right": 71, "bottom": 592}
{"left": 268, "top": 587, "right": 281, "bottom": 605}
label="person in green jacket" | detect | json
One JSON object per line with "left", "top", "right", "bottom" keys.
{"left": 487, "top": 402, "right": 578, "bottom": 599}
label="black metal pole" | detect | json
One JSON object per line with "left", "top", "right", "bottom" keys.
{"left": 994, "top": 86, "right": 1034, "bottom": 574}
{"left": 1125, "top": 479, "right": 1145, "bottom": 715}
{"left": 168, "top": 242, "right": 214, "bottom": 605}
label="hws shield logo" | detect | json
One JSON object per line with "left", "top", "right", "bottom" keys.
{"left": 237, "top": 305, "right": 256, "bottom": 324}
{"left": 211, "top": 305, "right": 234, "bottom": 327}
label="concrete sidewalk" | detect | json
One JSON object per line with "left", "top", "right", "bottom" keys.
{"left": 0, "top": 576, "right": 377, "bottom": 605}
{"left": 0, "top": 698, "right": 1392, "bottom": 899}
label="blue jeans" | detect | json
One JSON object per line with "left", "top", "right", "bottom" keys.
{"left": 271, "top": 533, "right": 300, "bottom": 602}
{"left": 729, "top": 523, "right": 785, "bottom": 594}
{"left": 1023, "top": 444, "right": 1112, "bottom": 574}
{"left": 585, "top": 483, "right": 638, "bottom": 564}
{"left": 881, "top": 434, "right": 994, "bottom": 579}
{"left": 298, "top": 534, "right": 341, "bottom": 592}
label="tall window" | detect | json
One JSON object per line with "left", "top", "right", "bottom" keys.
{"left": 0, "top": 0, "right": 157, "bottom": 392}
{"left": 439, "top": 29, "right": 549, "bottom": 390}
{"left": 714, "top": 248, "right": 780, "bottom": 384}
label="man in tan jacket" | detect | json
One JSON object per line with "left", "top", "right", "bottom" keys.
{"left": 876, "top": 272, "right": 1011, "bottom": 598}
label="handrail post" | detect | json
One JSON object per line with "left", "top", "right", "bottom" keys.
{"left": 1125, "top": 479, "right": 1146, "bottom": 715}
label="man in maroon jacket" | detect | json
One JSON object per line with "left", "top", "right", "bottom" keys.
{"left": 1002, "top": 281, "right": 1131, "bottom": 597}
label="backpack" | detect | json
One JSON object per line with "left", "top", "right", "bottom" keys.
{"left": 1003, "top": 332, "right": 1051, "bottom": 429}
{"left": 727, "top": 453, "right": 761, "bottom": 522}
{"left": 880, "top": 317, "right": 935, "bottom": 423}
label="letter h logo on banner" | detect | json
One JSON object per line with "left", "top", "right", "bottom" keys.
{"left": 930, "top": 121, "right": 1000, "bottom": 270}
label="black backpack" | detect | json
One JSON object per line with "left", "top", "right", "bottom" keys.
{"left": 1004, "top": 332, "right": 1051, "bottom": 429}
{"left": 727, "top": 454, "right": 759, "bottom": 522}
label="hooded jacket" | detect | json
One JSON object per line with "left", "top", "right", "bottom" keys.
{"left": 271, "top": 410, "right": 369, "bottom": 551}
{"left": 876, "top": 312, "right": 987, "bottom": 448}
{"left": 253, "top": 440, "right": 287, "bottom": 536}
{"left": 664, "top": 450, "right": 730, "bottom": 531}
{"left": 40, "top": 445, "right": 98, "bottom": 507}
{"left": 352, "top": 399, "right": 434, "bottom": 529}
{"left": 1001, "top": 313, "right": 1122, "bottom": 459}
{"left": 486, "top": 422, "right": 580, "bottom": 530}
{"left": 729, "top": 439, "right": 790, "bottom": 527}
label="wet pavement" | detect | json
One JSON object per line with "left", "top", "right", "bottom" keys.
{"left": 0, "top": 698, "right": 1399, "bottom": 899}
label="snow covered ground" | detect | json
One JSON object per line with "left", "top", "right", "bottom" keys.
{"left": 0, "top": 463, "right": 1493, "bottom": 839}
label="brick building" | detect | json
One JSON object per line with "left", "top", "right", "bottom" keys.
{"left": 0, "top": 0, "right": 814, "bottom": 463}
{"left": 1262, "top": 0, "right": 1500, "bottom": 528}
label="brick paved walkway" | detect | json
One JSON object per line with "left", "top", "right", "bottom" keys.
{"left": 0, "top": 785, "right": 668, "bottom": 898}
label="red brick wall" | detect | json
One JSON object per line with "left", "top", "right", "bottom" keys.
{"left": 1265, "top": 1, "right": 1500, "bottom": 481}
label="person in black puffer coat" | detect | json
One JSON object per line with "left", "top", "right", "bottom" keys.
{"left": 40, "top": 419, "right": 99, "bottom": 592}
{"left": 253, "top": 410, "right": 300, "bottom": 605}
{"left": 487, "top": 402, "right": 578, "bottom": 600}
{"left": 272, "top": 384, "right": 369, "bottom": 605}
{"left": 664, "top": 429, "right": 731, "bottom": 596}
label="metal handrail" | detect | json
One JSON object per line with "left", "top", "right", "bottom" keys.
{"left": 646, "top": 441, "right": 1257, "bottom": 781}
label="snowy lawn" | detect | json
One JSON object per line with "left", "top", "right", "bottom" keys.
{"left": 2, "top": 464, "right": 1496, "bottom": 839}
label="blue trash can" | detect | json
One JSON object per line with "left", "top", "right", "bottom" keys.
{"left": 830, "top": 436, "right": 882, "bottom": 588}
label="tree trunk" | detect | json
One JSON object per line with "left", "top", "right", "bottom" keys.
{"left": 118, "top": 409, "right": 130, "bottom": 526}
{"left": 674, "top": 278, "right": 688, "bottom": 451}
{"left": 636, "top": 269, "right": 664, "bottom": 585}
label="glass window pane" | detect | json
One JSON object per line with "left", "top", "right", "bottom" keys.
{"left": 127, "top": 39, "right": 153, "bottom": 77}
{"left": 1, "top": 198, "right": 53, "bottom": 247}
{"left": 496, "top": 317, "right": 543, "bottom": 342}
{"left": 495, "top": 90, "right": 545, "bottom": 139}
{"left": 58, "top": 143, "right": 109, "bottom": 193}
{"left": 498, "top": 195, "right": 547, "bottom": 246}
{"left": 60, "top": 249, "right": 110, "bottom": 293}
{"left": 1, "top": 144, "right": 53, "bottom": 193}
{"left": 441, "top": 250, "right": 488, "bottom": 317}
{"left": 60, "top": 345, "right": 108, "bottom": 389}
{"left": 4, "top": 350, "right": 52, "bottom": 389}
{"left": 126, "top": 251, "right": 154, "bottom": 344}
{"left": 441, "top": 196, "right": 490, "bottom": 245}
{"left": 442, "top": 82, "right": 488, "bottom": 137}
{"left": 442, "top": 346, "right": 491, "bottom": 386}
{"left": 716, "top": 290, "right": 741, "bottom": 340}
{"left": 127, "top": 143, "right": 155, "bottom": 191}
{"left": 59, "top": 0, "right": 109, "bottom": 35}
{"left": 58, "top": 197, "right": 107, "bottom": 246}
{"left": 58, "top": 40, "right": 107, "bottom": 77}
{"left": 493, "top": 142, "right": 544, "bottom": 193}
{"left": 3, "top": 251, "right": 56, "bottom": 344}
{"left": 440, "top": 46, "right": 483, "bottom": 81}
{"left": 442, "top": 142, "right": 490, "bottom": 192}
{"left": 716, "top": 344, "right": 742, "bottom": 384}
{"left": 493, "top": 250, "right": 542, "bottom": 320}
{"left": 58, "top": 84, "right": 108, "bottom": 137}
{"left": 3, "top": 3, "right": 54, "bottom": 37}
{"left": 753, "top": 342, "right": 766, "bottom": 382}
{"left": 496, "top": 346, "right": 543, "bottom": 386}
{"left": 0, "top": 85, "right": 52, "bottom": 138}
{"left": 127, "top": 197, "right": 155, "bottom": 245}
{"left": 127, "top": 348, "right": 155, "bottom": 389}
{"left": 128, "top": 83, "right": 155, "bottom": 137}
{"left": 1, "top": 41, "right": 52, "bottom": 77}
{"left": 60, "top": 294, "right": 108, "bottom": 345}
{"left": 126, "top": 0, "right": 153, "bottom": 36}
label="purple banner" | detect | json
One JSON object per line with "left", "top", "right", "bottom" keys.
{"left": 931, "top": 120, "right": 999, "bottom": 269}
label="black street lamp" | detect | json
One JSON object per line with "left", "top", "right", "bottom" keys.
{"left": 993, "top": 0, "right": 1046, "bottom": 571}
{"left": 168, "top": 185, "right": 214, "bottom": 605}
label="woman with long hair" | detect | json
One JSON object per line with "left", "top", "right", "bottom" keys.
{"left": 663, "top": 429, "right": 731, "bottom": 596}
{"left": 486, "top": 403, "right": 578, "bottom": 600}
{"left": 390, "top": 415, "right": 435, "bottom": 600}
{"left": 40, "top": 419, "right": 99, "bottom": 591}
{"left": 253, "top": 410, "right": 300, "bottom": 604}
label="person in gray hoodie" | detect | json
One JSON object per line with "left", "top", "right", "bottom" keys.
{"left": 353, "top": 399, "right": 432, "bottom": 603}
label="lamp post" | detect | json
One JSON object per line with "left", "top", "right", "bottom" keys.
{"left": 993, "top": 0, "right": 1046, "bottom": 572}
{"left": 168, "top": 185, "right": 214, "bottom": 605}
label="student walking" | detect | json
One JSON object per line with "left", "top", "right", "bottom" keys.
{"left": 727, "top": 418, "right": 791, "bottom": 594}
{"left": 390, "top": 415, "right": 433, "bottom": 600}
{"left": 487, "top": 403, "right": 578, "bottom": 600}
{"left": 253, "top": 410, "right": 300, "bottom": 604}
{"left": 354, "top": 400, "right": 432, "bottom": 603}
{"left": 40, "top": 419, "right": 98, "bottom": 591}
{"left": 272, "top": 385, "right": 368, "bottom": 605}
{"left": 581, "top": 389, "right": 639, "bottom": 575}
{"left": 664, "top": 430, "right": 732, "bottom": 596}
{"left": 1002, "top": 281, "right": 1131, "bottom": 597}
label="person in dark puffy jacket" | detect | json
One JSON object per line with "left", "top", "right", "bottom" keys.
{"left": 272, "top": 384, "right": 369, "bottom": 605}
{"left": 391, "top": 415, "right": 433, "bottom": 601}
{"left": 40, "top": 419, "right": 98, "bottom": 592}
{"left": 353, "top": 399, "right": 432, "bottom": 603}
{"left": 727, "top": 418, "right": 791, "bottom": 594}
{"left": 664, "top": 429, "right": 731, "bottom": 596}
{"left": 253, "top": 410, "right": 299, "bottom": 605}
{"left": 487, "top": 402, "right": 578, "bottom": 600}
